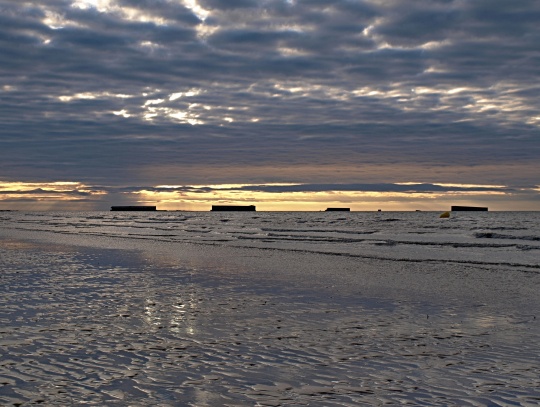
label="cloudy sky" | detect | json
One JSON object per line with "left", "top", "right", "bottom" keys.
{"left": 1, "top": 0, "right": 539, "bottom": 211}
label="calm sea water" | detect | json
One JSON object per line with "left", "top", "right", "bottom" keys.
{"left": 1, "top": 211, "right": 539, "bottom": 271}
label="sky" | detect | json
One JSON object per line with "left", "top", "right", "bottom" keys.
{"left": 1, "top": 0, "right": 539, "bottom": 211}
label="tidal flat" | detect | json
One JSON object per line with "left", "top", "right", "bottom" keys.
{"left": 1, "top": 212, "right": 540, "bottom": 406}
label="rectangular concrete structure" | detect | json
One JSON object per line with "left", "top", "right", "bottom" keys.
{"left": 211, "top": 205, "right": 256, "bottom": 211}
{"left": 451, "top": 206, "right": 488, "bottom": 211}
{"left": 111, "top": 206, "right": 157, "bottom": 211}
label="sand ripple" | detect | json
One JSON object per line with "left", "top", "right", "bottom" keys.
{"left": 1, "top": 240, "right": 539, "bottom": 406}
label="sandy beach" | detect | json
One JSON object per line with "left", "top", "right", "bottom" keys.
{"left": 1, "top": 213, "right": 540, "bottom": 406}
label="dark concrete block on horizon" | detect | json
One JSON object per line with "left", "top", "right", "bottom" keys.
{"left": 325, "top": 208, "right": 351, "bottom": 211}
{"left": 111, "top": 206, "right": 157, "bottom": 211}
{"left": 451, "top": 206, "right": 488, "bottom": 211}
{"left": 211, "top": 205, "right": 256, "bottom": 211}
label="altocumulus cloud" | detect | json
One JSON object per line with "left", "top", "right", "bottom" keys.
{"left": 0, "top": 0, "right": 539, "bottom": 209}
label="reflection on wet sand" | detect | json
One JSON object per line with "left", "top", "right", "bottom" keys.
{"left": 1, "top": 239, "right": 539, "bottom": 406}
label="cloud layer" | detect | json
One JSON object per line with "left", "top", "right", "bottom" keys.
{"left": 1, "top": 180, "right": 538, "bottom": 211}
{"left": 1, "top": 0, "right": 539, "bottom": 209}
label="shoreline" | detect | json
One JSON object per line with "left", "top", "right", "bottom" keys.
{"left": 1, "top": 226, "right": 539, "bottom": 312}
{"left": 1, "top": 229, "right": 540, "bottom": 405}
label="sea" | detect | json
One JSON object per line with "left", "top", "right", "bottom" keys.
{"left": 1, "top": 211, "right": 539, "bottom": 406}
{"left": 1, "top": 210, "right": 539, "bottom": 271}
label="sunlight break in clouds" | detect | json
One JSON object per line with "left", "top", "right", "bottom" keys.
{"left": 127, "top": 183, "right": 518, "bottom": 212}
{"left": 1, "top": 181, "right": 77, "bottom": 190}
{"left": 1, "top": 181, "right": 538, "bottom": 211}
{"left": 169, "top": 89, "right": 203, "bottom": 101}
{"left": 0, "top": 181, "right": 106, "bottom": 196}
{"left": 71, "top": 0, "right": 114, "bottom": 12}
{"left": 0, "top": 181, "right": 108, "bottom": 211}
{"left": 129, "top": 189, "right": 507, "bottom": 212}
{"left": 0, "top": 181, "right": 106, "bottom": 205}
{"left": 183, "top": 0, "right": 210, "bottom": 21}
{"left": 71, "top": 0, "right": 168, "bottom": 25}
{"left": 57, "top": 92, "right": 133, "bottom": 102}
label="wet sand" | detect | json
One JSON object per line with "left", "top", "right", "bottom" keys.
{"left": 1, "top": 233, "right": 540, "bottom": 406}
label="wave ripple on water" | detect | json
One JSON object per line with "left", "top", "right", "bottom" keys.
{"left": 2, "top": 211, "right": 539, "bottom": 271}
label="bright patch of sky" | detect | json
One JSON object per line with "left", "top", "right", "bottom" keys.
{"left": 1, "top": 180, "right": 539, "bottom": 211}
{"left": 183, "top": 0, "right": 210, "bottom": 22}
{"left": 169, "top": 89, "right": 203, "bottom": 101}
{"left": 0, "top": 181, "right": 106, "bottom": 200}
{"left": 71, "top": 0, "right": 168, "bottom": 25}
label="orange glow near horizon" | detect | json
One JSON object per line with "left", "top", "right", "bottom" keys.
{"left": 0, "top": 181, "right": 107, "bottom": 210}
{"left": 131, "top": 187, "right": 512, "bottom": 212}
{"left": 0, "top": 181, "right": 81, "bottom": 190}
{"left": 1, "top": 180, "right": 538, "bottom": 211}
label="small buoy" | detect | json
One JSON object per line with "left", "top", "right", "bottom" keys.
{"left": 440, "top": 211, "right": 450, "bottom": 218}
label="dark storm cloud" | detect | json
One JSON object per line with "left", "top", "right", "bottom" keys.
{"left": 0, "top": 0, "right": 539, "bottom": 204}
